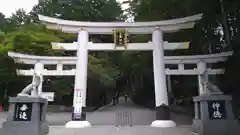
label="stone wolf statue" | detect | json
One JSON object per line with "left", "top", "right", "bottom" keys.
{"left": 200, "top": 70, "right": 223, "bottom": 95}
{"left": 205, "top": 81, "right": 223, "bottom": 95}
{"left": 17, "top": 72, "right": 43, "bottom": 97}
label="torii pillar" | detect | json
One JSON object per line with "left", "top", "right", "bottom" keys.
{"left": 65, "top": 29, "right": 91, "bottom": 128}
{"left": 151, "top": 28, "right": 176, "bottom": 127}
{"left": 31, "top": 62, "right": 44, "bottom": 96}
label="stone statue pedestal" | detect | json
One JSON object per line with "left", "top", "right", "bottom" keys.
{"left": 2, "top": 96, "right": 49, "bottom": 135}
{"left": 192, "top": 94, "right": 239, "bottom": 135}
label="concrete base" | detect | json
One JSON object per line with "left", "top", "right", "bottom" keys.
{"left": 65, "top": 121, "right": 91, "bottom": 128}
{"left": 151, "top": 120, "right": 176, "bottom": 128}
{"left": 156, "top": 104, "right": 170, "bottom": 120}
{"left": 2, "top": 96, "right": 49, "bottom": 135}
{"left": 192, "top": 119, "right": 239, "bottom": 135}
{"left": 192, "top": 95, "right": 239, "bottom": 135}
{"left": 3, "top": 121, "right": 49, "bottom": 135}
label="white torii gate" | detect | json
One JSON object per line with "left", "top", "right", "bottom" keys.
{"left": 8, "top": 51, "right": 232, "bottom": 127}
{"left": 8, "top": 13, "right": 232, "bottom": 128}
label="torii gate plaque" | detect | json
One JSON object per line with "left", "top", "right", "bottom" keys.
{"left": 114, "top": 28, "right": 128, "bottom": 49}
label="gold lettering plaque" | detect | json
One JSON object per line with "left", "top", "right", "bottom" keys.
{"left": 113, "top": 28, "right": 128, "bottom": 49}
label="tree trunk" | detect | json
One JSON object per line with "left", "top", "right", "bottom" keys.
{"left": 140, "top": 74, "right": 144, "bottom": 91}
{"left": 3, "top": 85, "right": 8, "bottom": 101}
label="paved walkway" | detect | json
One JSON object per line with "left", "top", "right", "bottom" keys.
{"left": 48, "top": 126, "right": 196, "bottom": 135}
{"left": 0, "top": 97, "right": 192, "bottom": 126}
{"left": 0, "top": 97, "right": 194, "bottom": 135}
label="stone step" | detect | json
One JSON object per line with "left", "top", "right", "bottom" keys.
{"left": 49, "top": 126, "right": 196, "bottom": 135}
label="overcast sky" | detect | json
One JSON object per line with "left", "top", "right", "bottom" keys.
{"left": 0, "top": 0, "right": 128, "bottom": 17}
{"left": 0, "top": 0, "right": 38, "bottom": 17}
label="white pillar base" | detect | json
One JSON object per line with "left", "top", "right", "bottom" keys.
{"left": 151, "top": 120, "right": 176, "bottom": 128}
{"left": 65, "top": 121, "right": 91, "bottom": 128}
